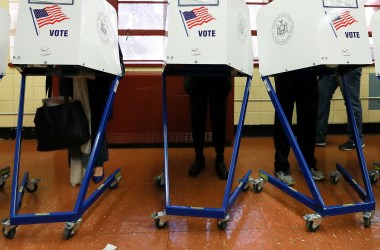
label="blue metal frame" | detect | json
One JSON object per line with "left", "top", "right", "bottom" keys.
{"left": 161, "top": 71, "right": 252, "bottom": 219}
{"left": 8, "top": 73, "right": 121, "bottom": 225}
{"left": 258, "top": 75, "right": 375, "bottom": 217}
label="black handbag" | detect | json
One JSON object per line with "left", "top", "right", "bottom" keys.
{"left": 34, "top": 98, "right": 90, "bottom": 151}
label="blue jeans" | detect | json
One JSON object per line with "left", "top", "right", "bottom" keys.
{"left": 315, "top": 68, "right": 363, "bottom": 144}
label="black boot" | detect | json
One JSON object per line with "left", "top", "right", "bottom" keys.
{"left": 215, "top": 154, "right": 228, "bottom": 180}
{"left": 188, "top": 156, "right": 205, "bottom": 177}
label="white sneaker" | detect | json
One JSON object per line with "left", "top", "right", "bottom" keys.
{"left": 311, "top": 168, "right": 325, "bottom": 181}
{"left": 274, "top": 170, "right": 295, "bottom": 186}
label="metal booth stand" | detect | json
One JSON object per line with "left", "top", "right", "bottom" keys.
{"left": 2, "top": 0, "right": 123, "bottom": 239}
{"left": 250, "top": 0, "right": 376, "bottom": 231}
{"left": 368, "top": 10, "right": 380, "bottom": 185}
{"left": 152, "top": 0, "right": 254, "bottom": 228}
{"left": 0, "top": 7, "right": 11, "bottom": 189}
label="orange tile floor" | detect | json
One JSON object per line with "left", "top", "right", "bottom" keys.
{"left": 0, "top": 134, "right": 379, "bottom": 249}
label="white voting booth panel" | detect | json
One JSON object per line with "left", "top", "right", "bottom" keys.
{"left": 13, "top": 0, "right": 121, "bottom": 76}
{"left": 371, "top": 11, "right": 380, "bottom": 76}
{"left": 166, "top": 0, "right": 253, "bottom": 76}
{"left": 257, "top": 0, "right": 371, "bottom": 76}
{"left": 0, "top": 7, "right": 10, "bottom": 77}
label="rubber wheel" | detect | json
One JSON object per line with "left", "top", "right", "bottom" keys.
{"left": 154, "top": 219, "right": 167, "bottom": 228}
{"left": 3, "top": 227, "right": 16, "bottom": 239}
{"left": 217, "top": 221, "right": 228, "bottom": 230}
{"left": 155, "top": 178, "right": 164, "bottom": 187}
{"left": 63, "top": 228, "right": 74, "bottom": 240}
{"left": 370, "top": 174, "right": 377, "bottom": 185}
{"left": 330, "top": 175, "right": 339, "bottom": 184}
{"left": 363, "top": 217, "right": 372, "bottom": 228}
{"left": 253, "top": 184, "right": 263, "bottom": 193}
{"left": 242, "top": 183, "right": 249, "bottom": 192}
{"left": 26, "top": 183, "right": 38, "bottom": 193}
{"left": 110, "top": 182, "right": 119, "bottom": 190}
{"left": 306, "top": 221, "right": 319, "bottom": 232}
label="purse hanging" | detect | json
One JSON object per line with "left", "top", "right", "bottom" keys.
{"left": 34, "top": 96, "right": 90, "bottom": 151}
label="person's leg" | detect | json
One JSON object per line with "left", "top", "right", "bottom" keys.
{"left": 87, "top": 76, "right": 113, "bottom": 182}
{"left": 273, "top": 75, "right": 296, "bottom": 185}
{"left": 340, "top": 68, "right": 364, "bottom": 148}
{"left": 209, "top": 77, "right": 231, "bottom": 179}
{"left": 187, "top": 77, "right": 208, "bottom": 176}
{"left": 274, "top": 76, "right": 296, "bottom": 172}
{"left": 295, "top": 76, "right": 324, "bottom": 180}
{"left": 315, "top": 75, "right": 338, "bottom": 145}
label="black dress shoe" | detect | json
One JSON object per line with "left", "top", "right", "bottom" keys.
{"left": 215, "top": 160, "right": 228, "bottom": 180}
{"left": 188, "top": 158, "right": 205, "bottom": 177}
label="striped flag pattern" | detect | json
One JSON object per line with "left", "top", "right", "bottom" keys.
{"left": 33, "top": 4, "right": 69, "bottom": 28}
{"left": 332, "top": 11, "right": 357, "bottom": 31}
{"left": 182, "top": 7, "right": 215, "bottom": 29}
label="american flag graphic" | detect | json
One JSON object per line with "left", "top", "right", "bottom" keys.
{"left": 332, "top": 11, "right": 357, "bottom": 31}
{"left": 182, "top": 7, "right": 215, "bottom": 29}
{"left": 33, "top": 5, "right": 69, "bottom": 28}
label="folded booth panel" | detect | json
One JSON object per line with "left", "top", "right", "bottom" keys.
{"left": 0, "top": 7, "right": 10, "bottom": 77}
{"left": 13, "top": 0, "right": 121, "bottom": 76}
{"left": 371, "top": 10, "right": 380, "bottom": 76}
{"left": 257, "top": 0, "right": 371, "bottom": 77}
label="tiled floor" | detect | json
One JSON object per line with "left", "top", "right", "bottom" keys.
{"left": 0, "top": 134, "right": 379, "bottom": 249}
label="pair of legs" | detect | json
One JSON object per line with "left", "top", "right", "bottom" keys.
{"left": 185, "top": 76, "right": 231, "bottom": 179}
{"left": 315, "top": 68, "right": 363, "bottom": 148}
{"left": 61, "top": 76, "right": 112, "bottom": 185}
{"left": 273, "top": 73, "right": 323, "bottom": 184}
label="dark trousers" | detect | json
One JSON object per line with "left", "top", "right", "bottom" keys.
{"left": 186, "top": 77, "right": 231, "bottom": 159}
{"left": 87, "top": 76, "right": 113, "bottom": 166}
{"left": 273, "top": 74, "right": 318, "bottom": 172}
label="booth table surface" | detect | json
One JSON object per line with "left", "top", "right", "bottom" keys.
{"left": 0, "top": 135, "right": 379, "bottom": 249}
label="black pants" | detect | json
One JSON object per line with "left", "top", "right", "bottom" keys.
{"left": 273, "top": 74, "right": 318, "bottom": 172}
{"left": 185, "top": 76, "right": 231, "bottom": 158}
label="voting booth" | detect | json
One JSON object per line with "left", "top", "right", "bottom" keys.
{"left": 2, "top": 0, "right": 122, "bottom": 240}
{"left": 369, "top": 11, "right": 380, "bottom": 184}
{"left": 0, "top": 8, "right": 11, "bottom": 190}
{"left": 251, "top": 0, "right": 375, "bottom": 232}
{"left": 371, "top": 11, "right": 380, "bottom": 76}
{"left": 12, "top": 0, "right": 121, "bottom": 76}
{"left": 257, "top": 0, "right": 371, "bottom": 76}
{"left": 152, "top": 0, "right": 254, "bottom": 229}
{"left": 165, "top": 0, "right": 253, "bottom": 76}
{"left": 0, "top": 7, "right": 10, "bottom": 79}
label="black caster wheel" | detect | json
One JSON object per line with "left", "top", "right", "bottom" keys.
{"left": 155, "top": 177, "right": 164, "bottom": 188}
{"left": 369, "top": 173, "right": 378, "bottom": 184}
{"left": 306, "top": 221, "right": 319, "bottom": 232}
{"left": 242, "top": 182, "right": 250, "bottom": 192}
{"left": 253, "top": 184, "right": 263, "bottom": 193}
{"left": 26, "top": 183, "right": 38, "bottom": 193}
{"left": 363, "top": 217, "right": 372, "bottom": 228}
{"left": 3, "top": 227, "right": 16, "bottom": 239}
{"left": 330, "top": 175, "right": 339, "bottom": 184}
{"left": 63, "top": 227, "right": 74, "bottom": 240}
{"left": 110, "top": 182, "right": 119, "bottom": 190}
{"left": 217, "top": 221, "right": 228, "bottom": 230}
{"left": 154, "top": 219, "right": 167, "bottom": 228}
